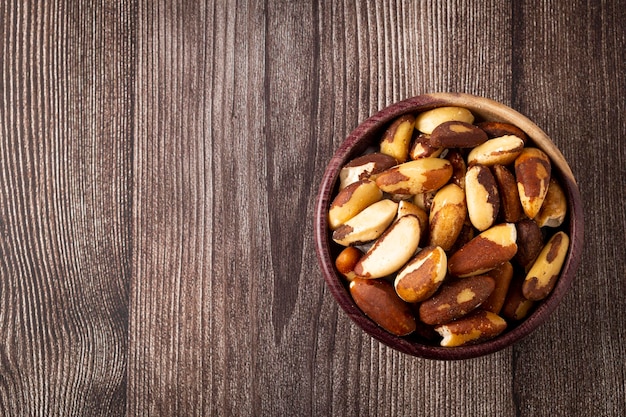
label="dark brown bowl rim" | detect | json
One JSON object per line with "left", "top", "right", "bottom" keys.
{"left": 314, "top": 93, "right": 584, "bottom": 360}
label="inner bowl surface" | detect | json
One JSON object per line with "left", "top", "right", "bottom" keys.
{"left": 314, "top": 92, "right": 584, "bottom": 360}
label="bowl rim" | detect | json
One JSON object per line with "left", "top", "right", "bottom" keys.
{"left": 314, "top": 92, "right": 584, "bottom": 360}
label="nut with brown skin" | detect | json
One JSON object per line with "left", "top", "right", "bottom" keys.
{"left": 409, "top": 133, "right": 444, "bottom": 160}
{"left": 339, "top": 152, "right": 398, "bottom": 190}
{"left": 515, "top": 147, "right": 552, "bottom": 219}
{"left": 467, "top": 135, "right": 525, "bottom": 166}
{"left": 435, "top": 310, "right": 507, "bottom": 347}
{"left": 480, "top": 262, "right": 514, "bottom": 314}
{"left": 492, "top": 164, "right": 523, "bottom": 223}
{"left": 380, "top": 114, "right": 415, "bottom": 163}
{"left": 414, "top": 106, "right": 475, "bottom": 134}
{"left": 430, "top": 120, "right": 488, "bottom": 148}
{"left": 465, "top": 164, "right": 500, "bottom": 231}
{"left": 477, "top": 121, "right": 529, "bottom": 144}
{"left": 523, "top": 231, "right": 569, "bottom": 300}
{"left": 332, "top": 199, "right": 398, "bottom": 246}
{"left": 535, "top": 177, "right": 567, "bottom": 228}
{"left": 394, "top": 246, "right": 448, "bottom": 303}
{"left": 353, "top": 215, "right": 421, "bottom": 279}
{"left": 514, "top": 219, "right": 544, "bottom": 271}
{"left": 375, "top": 158, "right": 453, "bottom": 195}
{"left": 428, "top": 184, "right": 467, "bottom": 251}
{"left": 448, "top": 223, "right": 518, "bottom": 278}
{"left": 418, "top": 274, "right": 496, "bottom": 325}
{"left": 501, "top": 272, "right": 534, "bottom": 321}
{"left": 328, "top": 179, "right": 383, "bottom": 230}
{"left": 445, "top": 149, "right": 467, "bottom": 189}
{"left": 349, "top": 278, "right": 416, "bottom": 336}
{"left": 335, "top": 246, "right": 364, "bottom": 281}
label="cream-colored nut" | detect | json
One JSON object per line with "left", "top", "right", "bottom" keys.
{"left": 428, "top": 184, "right": 467, "bottom": 251}
{"left": 409, "top": 133, "right": 444, "bottom": 160}
{"left": 394, "top": 246, "right": 447, "bottom": 303}
{"left": 477, "top": 121, "right": 529, "bottom": 144}
{"left": 515, "top": 147, "right": 552, "bottom": 219}
{"left": 465, "top": 164, "right": 500, "bottom": 231}
{"left": 523, "top": 231, "right": 569, "bottom": 300}
{"left": 328, "top": 179, "right": 383, "bottom": 230}
{"left": 414, "top": 106, "right": 475, "bottom": 134}
{"left": 492, "top": 164, "right": 523, "bottom": 223}
{"left": 380, "top": 114, "right": 415, "bottom": 163}
{"left": 332, "top": 199, "right": 398, "bottom": 246}
{"left": 501, "top": 274, "right": 534, "bottom": 321}
{"left": 445, "top": 149, "right": 467, "bottom": 189}
{"left": 418, "top": 274, "right": 496, "bottom": 325}
{"left": 349, "top": 278, "right": 416, "bottom": 336}
{"left": 335, "top": 246, "right": 364, "bottom": 281}
{"left": 353, "top": 215, "right": 421, "bottom": 278}
{"left": 480, "top": 262, "right": 513, "bottom": 314}
{"left": 430, "top": 120, "right": 488, "bottom": 148}
{"left": 397, "top": 200, "right": 429, "bottom": 244}
{"left": 375, "top": 158, "right": 453, "bottom": 195}
{"left": 535, "top": 178, "right": 567, "bottom": 227}
{"left": 435, "top": 310, "right": 507, "bottom": 347}
{"left": 467, "top": 135, "right": 525, "bottom": 166}
{"left": 339, "top": 152, "right": 398, "bottom": 190}
{"left": 448, "top": 223, "right": 518, "bottom": 277}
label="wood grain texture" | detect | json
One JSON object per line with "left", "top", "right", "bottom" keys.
{"left": 131, "top": 1, "right": 517, "bottom": 416}
{"left": 1, "top": 0, "right": 625, "bottom": 416}
{"left": 0, "top": 0, "right": 133, "bottom": 416}
{"left": 511, "top": 1, "right": 626, "bottom": 416}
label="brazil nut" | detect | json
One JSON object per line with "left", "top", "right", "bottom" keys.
{"left": 339, "top": 152, "right": 398, "bottom": 190}
{"left": 394, "top": 246, "right": 447, "bottom": 303}
{"left": 435, "top": 310, "right": 507, "bottom": 347}
{"left": 515, "top": 147, "right": 552, "bottom": 219}
{"left": 467, "top": 135, "right": 525, "bottom": 166}
{"left": 375, "top": 158, "right": 453, "bottom": 195}
{"left": 492, "top": 164, "right": 523, "bottom": 223}
{"left": 477, "top": 121, "right": 529, "bottom": 144}
{"left": 430, "top": 120, "right": 488, "bottom": 148}
{"left": 349, "top": 278, "right": 416, "bottom": 336}
{"left": 535, "top": 177, "right": 567, "bottom": 228}
{"left": 428, "top": 184, "right": 467, "bottom": 251}
{"left": 448, "top": 223, "right": 518, "bottom": 277}
{"left": 335, "top": 246, "right": 364, "bottom": 281}
{"left": 523, "top": 231, "right": 570, "bottom": 300}
{"left": 380, "top": 114, "right": 415, "bottom": 163}
{"left": 353, "top": 214, "right": 421, "bottom": 278}
{"left": 465, "top": 164, "right": 500, "bottom": 231}
{"left": 418, "top": 274, "right": 496, "bottom": 325}
{"left": 414, "top": 106, "right": 475, "bottom": 134}
{"left": 409, "top": 133, "right": 444, "bottom": 160}
{"left": 328, "top": 179, "right": 383, "bottom": 230}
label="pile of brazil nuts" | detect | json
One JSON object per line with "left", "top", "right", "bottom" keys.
{"left": 328, "top": 106, "right": 570, "bottom": 347}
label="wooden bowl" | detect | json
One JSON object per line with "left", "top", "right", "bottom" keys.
{"left": 314, "top": 93, "right": 584, "bottom": 360}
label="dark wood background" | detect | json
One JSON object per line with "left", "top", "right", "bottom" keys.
{"left": 1, "top": 0, "right": 624, "bottom": 416}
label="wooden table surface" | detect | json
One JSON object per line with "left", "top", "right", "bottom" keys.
{"left": 1, "top": 1, "right": 625, "bottom": 416}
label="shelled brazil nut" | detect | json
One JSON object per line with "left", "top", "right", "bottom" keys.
{"left": 327, "top": 105, "right": 571, "bottom": 347}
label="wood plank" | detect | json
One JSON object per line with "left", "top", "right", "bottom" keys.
{"left": 0, "top": 1, "right": 134, "bottom": 415}
{"left": 130, "top": 0, "right": 222, "bottom": 414}
{"left": 130, "top": 0, "right": 517, "bottom": 415}
{"left": 511, "top": 1, "right": 626, "bottom": 415}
